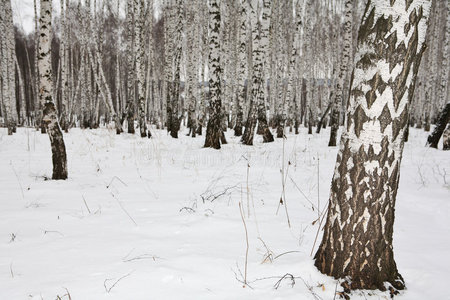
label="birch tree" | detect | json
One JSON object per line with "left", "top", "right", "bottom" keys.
{"left": 1, "top": 0, "right": 16, "bottom": 135}
{"left": 135, "top": 0, "right": 149, "bottom": 137}
{"left": 39, "top": 0, "right": 68, "bottom": 180}
{"left": 126, "top": 0, "right": 135, "bottom": 133}
{"left": 241, "top": 0, "right": 273, "bottom": 145}
{"left": 233, "top": 0, "right": 248, "bottom": 137}
{"left": 314, "top": 0, "right": 431, "bottom": 291}
{"left": 59, "top": 0, "right": 69, "bottom": 131}
{"left": 168, "top": 0, "right": 183, "bottom": 138}
{"left": 328, "top": 0, "right": 353, "bottom": 146}
{"left": 185, "top": 0, "right": 198, "bottom": 137}
{"left": 204, "top": 0, "right": 224, "bottom": 149}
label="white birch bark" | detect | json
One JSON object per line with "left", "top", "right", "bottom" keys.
{"left": 315, "top": 0, "right": 431, "bottom": 290}
{"left": 328, "top": 0, "right": 353, "bottom": 146}
{"left": 135, "top": 0, "right": 148, "bottom": 137}
{"left": 234, "top": 0, "right": 248, "bottom": 137}
{"left": 204, "top": 0, "right": 224, "bottom": 149}
{"left": 39, "top": 0, "right": 68, "bottom": 179}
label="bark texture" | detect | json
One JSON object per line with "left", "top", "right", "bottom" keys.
{"left": 443, "top": 125, "right": 450, "bottom": 150}
{"left": 315, "top": 0, "right": 430, "bottom": 291}
{"left": 234, "top": 0, "right": 248, "bottom": 137}
{"left": 204, "top": 0, "right": 224, "bottom": 149}
{"left": 426, "top": 102, "right": 450, "bottom": 149}
{"left": 241, "top": 0, "right": 273, "bottom": 145}
{"left": 39, "top": 0, "right": 68, "bottom": 180}
{"left": 328, "top": 0, "right": 353, "bottom": 146}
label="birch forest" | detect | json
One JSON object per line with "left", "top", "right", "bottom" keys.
{"left": 0, "top": 0, "right": 449, "bottom": 299}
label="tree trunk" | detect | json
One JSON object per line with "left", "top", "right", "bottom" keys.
{"left": 328, "top": 0, "right": 353, "bottom": 146}
{"left": 234, "top": 0, "right": 248, "bottom": 137}
{"left": 242, "top": 0, "right": 273, "bottom": 145}
{"left": 426, "top": 103, "right": 450, "bottom": 149}
{"left": 39, "top": 0, "right": 68, "bottom": 180}
{"left": 204, "top": 0, "right": 224, "bottom": 149}
{"left": 135, "top": 0, "right": 147, "bottom": 137}
{"left": 126, "top": 0, "right": 135, "bottom": 134}
{"left": 443, "top": 125, "right": 450, "bottom": 150}
{"left": 316, "top": 100, "right": 332, "bottom": 134}
{"left": 314, "top": 0, "right": 430, "bottom": 291}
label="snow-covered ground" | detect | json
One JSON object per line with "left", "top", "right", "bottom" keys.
{"left": 0, "top": 126, "right": 448, "bottom": 299}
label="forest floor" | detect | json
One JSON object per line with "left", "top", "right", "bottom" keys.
{"left": 0, "top": 126, "right": 449, "bottom": 300}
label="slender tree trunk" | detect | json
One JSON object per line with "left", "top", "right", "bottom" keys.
{"left": 169, "top": 0, "right": 183, "bottom": 139}
{"left": 204, "top": 0, "right": 224, "bottom": 149}
{"left": 126, "top": 0, "right": 135, "bottom": 134}
{"left": 242, "top": 0, "right": 273, "bottom": 145}
{"left": 234, "top": 0, "right": 248, "bottom": 137}
{"left": 328, "top": 0, "right": 353, "bottom": 146}
{"left": 135, "top": 0, "right": 147, "bottom": 137}
{"left": 186, "top": 2, "right": 198, "bottom": 138}
{"left": 39, "top": 0, "right": 68, "bottom": 180}
{"left": 314, "top": 0, "right": 430, "bottom": 291}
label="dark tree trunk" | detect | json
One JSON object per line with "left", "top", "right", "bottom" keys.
{"left": 276, "top": 114, "right": 284, "bottom": 138}
{"left": 317, "top": 101, "right": 332, "bottom": 134}
{"left": 426, "top": 103, "right": 450, "bottom": 148}
{"left": 443, "top": 125, "right": 450, "bottom": 150}
{"left": 234, "top": 110, "right": 243, "bottom": 136}
{"left": 258, "top": 109, "right": 273, "bottom": 143}
{"left": 315, "top": 0, "right": 430, "bottom": 291}
{"left": 127, "top": 102, "right": 135, "bottom": 134}
{"left": 307, "top": 108, "right": 313, "bottom": 135}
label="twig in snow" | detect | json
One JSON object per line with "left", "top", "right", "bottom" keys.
{"left": 63, "top": 288, "right": 72, "bottom": 300}
{"left": 43, "top": 230, "right": 64, "bottom": 237}
{"left": 276, "top": 158, "right": 292, "bottom": 228}
{"left": 258, "top": 237, "right": 274, "bottom": 264}
{"left": 56, "top": 288, "right": 72, "bottom": 300}
{"left": 273, "top": 250, "right": 301, "bottom": 260}
{"left": 123, "top": 254, "right": 162, "bottom": 262}
{"left": 317, "top": 157, "right": 320, "bottom": 219}
{"left": 232, "top": 265, "right": 253, "bottom": 289}
{"left": 10, "top": 162, "right": 24, "bottom": 200}
{"left": 310, "top": 202, "right": 329, "bottom": 256}
{"left": 274, "top": 273, "right": 295, "bottom": 289}
{"left": 247, "top": 162, "right": 250, "bottom": 218}
{"left": 299, "top": 277, "right": 323, "bottom": 300}
{"left": 179, "top": 207, "right": 196, "bottom": 213}
{"left": 333, "top": 280, "right": 339, "bottom": 300}
{"left": 82, "top": 195, "right": 91, "bottom": 214}
{"left": 289, "top": 175, "right": 316, "bottom": 210}
{"left": 106, "top": 176, "right": 128, "bottom": 189}
{"left": 104, "top": 271, "right": 133, "bottom": 293}
{"left": 110, "top": 192, "right": 138, "bottom": 226}
{"left": 200, "top": 184, "right": 240, "bottom": 203}
{"left": 10, "top": 262, "right": 13, "bottom": 278}
{"left": 238, "top": 202, "right": 249, "bottom": 287}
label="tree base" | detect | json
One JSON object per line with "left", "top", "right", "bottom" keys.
{"left": 314, "top": 255, "right": 405, "bottom": 292}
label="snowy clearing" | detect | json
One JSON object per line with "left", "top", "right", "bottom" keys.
{"left": 0, "top": 127, "right": 449, "bottom": 299}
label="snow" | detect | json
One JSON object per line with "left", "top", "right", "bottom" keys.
{"left": 0, "top": 126, "right": 449, "bottom": 299}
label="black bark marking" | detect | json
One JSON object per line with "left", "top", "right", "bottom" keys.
{"left": 378, "top": 104, "right": 392, "bottom": 133}
{"left": 353, "top": 105, "right": 369, "bottom": 137}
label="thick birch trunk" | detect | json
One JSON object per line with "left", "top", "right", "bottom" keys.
{"left": 315, "top": 0, "right": 431, "bottom": 291}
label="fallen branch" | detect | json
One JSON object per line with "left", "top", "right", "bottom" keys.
{"left": 104, "top": 271, "right": 133, "bottom": 293}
